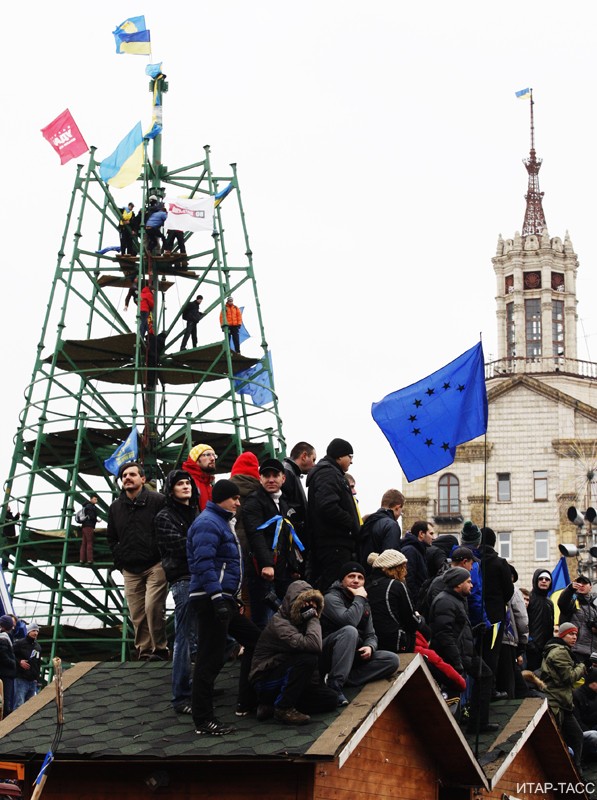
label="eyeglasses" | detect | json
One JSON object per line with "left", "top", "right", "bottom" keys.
{"left": 199, "top": 452, "right": 217, "bottom": 460}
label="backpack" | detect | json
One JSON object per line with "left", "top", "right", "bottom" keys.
{"left": 75, "top": 508, "right": 87, "bottom": 524}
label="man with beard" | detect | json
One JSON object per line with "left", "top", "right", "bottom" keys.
{"left": 107, "top": 462, "right": 168, "bottom": 661}
{"left": 183, "top": 444, "right": 218, "bottom": 511}
{"left": 155, "top": 470, "right": 199, "bottom": 714}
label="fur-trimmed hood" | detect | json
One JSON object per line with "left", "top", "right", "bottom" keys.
{"left": 280, "top": 580, "right": 324, "bottom": 626}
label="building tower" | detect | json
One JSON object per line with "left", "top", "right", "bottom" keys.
{"left": 0, "top": 73, "right": 285, "bottom": 665}
{"left": 402, "top": 92, "right": 597, "bottom": 585}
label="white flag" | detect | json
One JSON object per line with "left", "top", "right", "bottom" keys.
{"left": 164, "top": 196, "right": 213, "bottom": 233}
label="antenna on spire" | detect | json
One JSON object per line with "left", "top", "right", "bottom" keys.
{"left": 521, "top": 88, "right": 547, "bottom": 237}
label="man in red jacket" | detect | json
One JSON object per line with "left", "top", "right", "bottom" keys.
{"left": 140, "top": 283, "right": 154, "bottom": 338}
{"left": 183, "top": 443, "right": 218, "bottom": 511}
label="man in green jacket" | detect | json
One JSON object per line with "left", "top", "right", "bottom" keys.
{"left": 541, "top": 622, "right": 586, "bottom": 773}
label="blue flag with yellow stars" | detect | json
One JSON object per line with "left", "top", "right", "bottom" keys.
{"left": 371, "top": 342, "right": 488, "bottom": 482}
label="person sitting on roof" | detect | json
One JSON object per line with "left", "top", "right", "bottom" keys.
{"left": 249, "top": 580, "right": 337, "bottom": 726}
{"left": 320, "top": 561, "right": 399, "bottom": 706}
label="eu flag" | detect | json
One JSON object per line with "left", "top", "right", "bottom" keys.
{"left": 371, "top": 342, "right": 488, "bottom": 482}
{"left": 234, "top": 353, "right": 274, "bottom": 407}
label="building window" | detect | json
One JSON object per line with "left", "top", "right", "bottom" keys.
{"left": 525, "top": 298, "right": 542, "bottom": 357}
{"left": 497, "top": 473, "right": 511, "bottom": 502}
{"left": 498, "top": 532, "right": 511, "bottom": 560}
{"left": 535, "top": 530, "right": 549, "bottom": 561}
{"left": 534, "top": 470, "right": 548, "bottom": 501}
{"left": 438, "top": 474, "right": 459, "bottom": 514}
{"left": 552, "top": 299, "right": 565, "bottom": 357}
{"left": 506, "top": 303, "right": 515, "bottom": 358}
{"left": 551, "top": 272, "right": 565, "bottom": 291}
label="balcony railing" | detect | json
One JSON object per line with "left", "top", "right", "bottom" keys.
{"left": 433, "top": 500, "right": 463, "bottom": 523}
{"left": 485, "top": 356, "right": 597, "bottom": 381}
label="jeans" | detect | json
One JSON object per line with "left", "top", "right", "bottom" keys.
{"left": 170, "top": 579, "right": 197, "bottom": 708}
{"left": 140, "top": 311, "right": 149, "bottom": 338}
{"left": 252, "top": 653, "right": 337, "bottom": 713}
{"left": 13, "top": 678, "right": 37, "bottom": 710}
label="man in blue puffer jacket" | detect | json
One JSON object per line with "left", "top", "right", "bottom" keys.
{"left": 187, "top": 479, "right": 261, "bottom": 736}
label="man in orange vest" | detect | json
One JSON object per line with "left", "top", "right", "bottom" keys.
{"left": 219, "top": 296, "right": 243, "bottom": 354}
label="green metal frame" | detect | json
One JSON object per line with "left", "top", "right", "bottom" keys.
{"left": 0, "top": 76, "right": 285, "bottom": 670}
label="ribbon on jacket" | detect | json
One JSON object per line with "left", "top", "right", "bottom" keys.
{"left": 256, "top": 515, "right": 305, "bottom": 553}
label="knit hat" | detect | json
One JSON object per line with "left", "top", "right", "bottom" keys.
{"left": 0, "top": 614, "right": 14, "bottom": 631}
{"left": 367, "top": 550, "right": 407, "bottom": 570}
{"left": 461, "top": 521, "right": 482, "bottom": 546}
{"left": 451, "top": 546, "right": 474, "bottom": 563}
{"left": 326, "top": 438, "right": 353, "bottom": 459}
{"left": 444, "top": 567, "right": 471, "bottom": 589}
{"left": 339, "top": 561, "right": 365, "bottom": 580}
{"left": 212, "top": 479, "right": 240, "bottom": 504}
{"left": 230, "top": 452, "right": 260, "bottom": 480}
{"left": 188, "top": 443, "right": 216, "bottom": 462}
{"left": 481, "top": 526, "right": 496, "bottom": 547}
{"left": 27, "top": 622, "right": 40, "bottom": 634}
{"left": 537, "top": 571, "right": 551, "bottom": 582}
{"left": 586, "top": 669, "right": 597, "bottom": 684}
{"left": 558, "top": 622, "right": 579, "bottom": 638}
{"left": 259, "top": 457, "right": 285, "bottom": 474}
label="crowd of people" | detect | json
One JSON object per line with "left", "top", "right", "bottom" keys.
{"left": 0, "top": 615, "right": 41, "bottom": 717}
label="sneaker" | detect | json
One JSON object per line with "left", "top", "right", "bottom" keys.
{"left": 174, "top": 704, "right": 192, "bottom": 715}
{"left": 195, "top": 718, "right": 236, "bottom": 736}
{"left": 327, "top": 680, "right": 349, "bottom": 707}
{"left": 148, "top": 648, "right": 170, "bottom": 662}
{"left": 273, "top": 707, "right": 311, "bottom": 726}
{"left": 235, "top": 702, "right": 254, "bottom": 717}
{"left": 256, "top": 704, "right": 274, "bottom": 722}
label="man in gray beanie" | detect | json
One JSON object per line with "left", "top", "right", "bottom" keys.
{"left": 429, "top": 568, "right": 496, "bottom": 734}
{"left": 306, "top": 438, "right": 361, "bottom": 591}
{"left": 13, "top": 623, "right": 42, "bottom": 709}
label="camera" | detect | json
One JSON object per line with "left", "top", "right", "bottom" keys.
{"left": 264, "top": 589, "right": 282, "bottom": 612}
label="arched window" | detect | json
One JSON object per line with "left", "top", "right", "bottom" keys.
{"left": 438, "top": 474, "right": 460, "bottom": 515}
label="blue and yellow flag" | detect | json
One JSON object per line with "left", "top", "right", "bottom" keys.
{"left": 113, "top": 16, "right": 151, "bottom": 56}
{"left": 99, "top": 122, "right": 144, "bottom": 188}
{"left": 104, "top": 429, "right": 139, "bottom": 477}
{"left": 515, "top": 87, "right": 531, "bottom": 100}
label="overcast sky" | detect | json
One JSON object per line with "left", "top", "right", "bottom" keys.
{"left": 2, "top": 1, "right": 597, "bottom": 515}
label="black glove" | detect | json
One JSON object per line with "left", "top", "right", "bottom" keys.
{"left": 212, "top": 597, "right": 232, "bottom": 624}
{"left": 300, "top": 607, "right": 318, "bottom": 621}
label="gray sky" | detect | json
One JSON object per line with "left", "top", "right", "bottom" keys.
{"left": 2, "top": 1, "right": 597, "bottom": 515}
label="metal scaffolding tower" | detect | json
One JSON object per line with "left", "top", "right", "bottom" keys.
{"left": 0, "top": 73, "right": 285, "bottom": 668}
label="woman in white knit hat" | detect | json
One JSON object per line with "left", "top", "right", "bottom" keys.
{"left": 365, "top": 550, "right": 422, "bottom": 653}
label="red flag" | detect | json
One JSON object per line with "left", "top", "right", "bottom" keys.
{"left": 41, "top": 109, "right": 88, "bottom": 165}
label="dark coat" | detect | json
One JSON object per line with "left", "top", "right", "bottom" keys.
{"left": 305, "top": 457, "right": 360, "bottom": 550}
{"left": 13, "top": 634, "right": 42, "bottom": 681}
{"left": 574, "top": 683, "right": 597, "bottom": 731}
{"left": 399, "top": 533, "right": 429, "bottom": 607}
{"left": 429, "top": 588, "right": 476, "bottom": 676}
{"left": 281, "top": 458, "right": 309, "bottom": 546}
{"left": 359, "top": 508, "right": 401, "bottom": 571}
{"left": 231, "top": 472, "right": 260, "bottom": 559}
{"left": 558, "top": 583, "right": 597, "bottom": 658}
{"left": 527, "top": 568, "right": 555, "bottom": 659}
{"left": 242, "top": 487, "right": 301, "bottom": 580}
{"left": 476, "top": 544, "right": 514, "bottom": 623}
{"left": 82, "top": 501, "right": 98, "bottom": 528}
{"left": 182, "top": 301, "right": 204, "bottom": 324}
{"left": 187, "top": 500, "right": 242, "bottom": 600}
{"left": 249, "top": 581, "right": 324, "bottom": 681}
{"left": 106, "top": 487, "right": 165, "bottom": 573}
{"left": 155, "top": 471, "right": 199, "bottom": 585}
{"left": 365, "top": 570, "right": 419, "bottom": 652}
{"left": 321, "top": 582, "right": 377, "bottom": 650}
{"left": 0, "top": 631, "right": 16, "bottom": 679}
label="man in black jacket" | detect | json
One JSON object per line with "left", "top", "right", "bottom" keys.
{"left": 107, "top": 462, "right": 167, "bottom": 661}
{"left": 478, "top": 527, "right": 514, "bottom": 697}
{"left": 0, "top": 614, "right": 16, "bottom": 716}
{"left": 13, "top": 623, "right": 41, "bottom": 709}
{"left": 400, "top": 520, "right": 434, "bottom": 607}
{"left": 573, "top": 668, "right": 597, "bottom": 761}
{"left": 282, "top": 441, "right": 316, "bottom": 551}
{"left": 79, "top": 493, "right": 99, "bottom": 564}
{"left": 306, "top": 438, "right": 361, "bottom": 591}
{"left": 527, "top": 569, "right": 554, "bottom": 671}
{"left": 155, "top": 470, "right": 199, "bottom": 713}
{"left": 243, "top": 458, "right": 303, "bottom": 629}
{"left": 359, "top": 489, "right": 404, "bottom": 573}
{"left": 181, "top": 295, "right": 204, "bottom": 350}
{"left": 429, "top": 568, "right": 496, "bottom": 734}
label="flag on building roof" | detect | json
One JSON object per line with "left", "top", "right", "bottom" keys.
{"left": 515, "top": 87, "right": 531, "bottom": 100}
{"left": 113, "top": 16, "right": 151, "bottom": 55}
{"left": 99, "top": 122, "right": 144, "bottom": 188}
{"left": 371, "top": 342, "right": 488, "bottom": 482}
{"left": 234, "top": 353, "right": 275, "bottom": 407}
{"left": 164, "top": 196, "right": 213, "bottom": 232}
{"left": 41, "top": 109, "right": 89, "bottom": 165}
{"left": 104, "top": 428, "right": 139, "bottom": 477}
{"left": 214, "top": 182, "right": 234, "bottom": 208}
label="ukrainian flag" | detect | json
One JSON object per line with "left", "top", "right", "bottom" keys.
{"left": 113, "top": 16, "right": 151, "bottom": 56}
{"left": 99, "top": 123, "right": 144, "bottom": 188}
{"left": 515, "top": 87, "right": 531, "bottom": 100}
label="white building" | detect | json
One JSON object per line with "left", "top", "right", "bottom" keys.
{"left": 402, "top": 104, "right": 597, "bottom": 587}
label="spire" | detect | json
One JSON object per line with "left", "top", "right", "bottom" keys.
{"left": 522, "top": 89, "right": 547, "bottom": 237}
